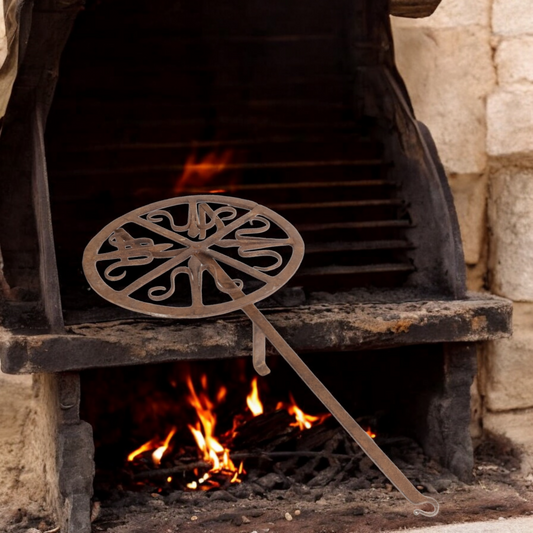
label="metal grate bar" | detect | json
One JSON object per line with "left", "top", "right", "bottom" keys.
{"left": 88, "top": 34, "right": 384, "bottom": 45}
{"left": 305, "top": 240, "right": 414, "bottom": 254}
{"left": 270, "top": 199, "right": 403, "bottom": 210}
{"left": 49, "top": 119, "right": 365, "bottom": 135}
{"left": 53, "top": 99, "right": 370, "bottom": 113}
{"left": 296, "top": 263, "right": 415, "bottom": 277}
{"left": 58, "top": 136, "right": 378, "bottom": 152}
{"left": 184, "top": 180, "right": 393, "bottom": 193}
{"left": 297, "top": 220, "right": 413, "bottom": 232}
{"left": 54, "top": 160, "right": 385, "bottom": 177}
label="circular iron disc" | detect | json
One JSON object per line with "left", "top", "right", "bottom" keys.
{"left": 83, "top": 195, "right": 305, "bottom": 319}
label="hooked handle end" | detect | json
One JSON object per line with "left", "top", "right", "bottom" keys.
{"left": 413, "top": 497, "right": 439, "bottom": 518}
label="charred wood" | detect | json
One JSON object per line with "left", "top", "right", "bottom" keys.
{"left": 133, "top": 451, "right": 358, "bottom": 482}
{"left": 231, "top": 410, "right": 297, "bottom": 450}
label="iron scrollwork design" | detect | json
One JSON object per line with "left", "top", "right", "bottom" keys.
{"left": 83, "top": 195, "right": 305, "bottom": 319}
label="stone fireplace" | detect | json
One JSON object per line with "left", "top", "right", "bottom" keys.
{"left": 0, "top": 0, "right": 516, "bottom": 532}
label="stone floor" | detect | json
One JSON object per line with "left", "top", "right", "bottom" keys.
{"left": 390, "top": 516, "right": 533, "bottom": 533}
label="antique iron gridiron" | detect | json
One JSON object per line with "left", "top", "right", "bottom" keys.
{"left": 83, "top": 195, "right": 439, "bottom": 517}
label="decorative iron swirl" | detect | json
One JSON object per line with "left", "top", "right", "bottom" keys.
{"left": 146, "top": 204, "right": 238, "bottom": 240}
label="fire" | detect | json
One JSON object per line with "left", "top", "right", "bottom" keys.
{"left": 173, "top": 150, "right": 233, "bottom": 195}
{"left": 245, "top": 379, "right": 328, "bottom": 431}
{"left": 126, "top": 373, "right": 244, "bottom": 489}
{"left": 127, "top": 372, "right": 330, "bottom": 490}
{"left": 276, "top": 394, "right": 330, "bottom": 431}
{"left": 127, "top": 426, "right": 177, "bottom": 465}
{"left": 365, "top": 427, "right": 377, "bottom": 439}
{"left": 246, "top": 377, "right": 264, "bottom": 416}
{"left": 152, "top": 427, "right": 177, "bottom": 466}
{"left": 127, "top": 438, "right": 158, "bottom": 463}
{"left": 185, "top": 374, "right": 244, "bottom": 489}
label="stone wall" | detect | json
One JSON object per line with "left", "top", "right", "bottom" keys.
{"left": 392, "top": 0, "right": 495, "bottom": 291}
{"left": 393, "top": 0, "right": 533, "bottom": 468}
{"left": 0, "top": 373, "right": 49, "bottom": 530}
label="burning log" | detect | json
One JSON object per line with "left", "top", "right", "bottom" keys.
{"left": 231, "top": 409, "right": 297, "bottom": 450}
{"left": 133, "top": 450, "right": 357, "bottom": 481}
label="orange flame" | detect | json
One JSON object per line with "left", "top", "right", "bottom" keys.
{"left": 276, "top": 394, "right": 330, "bottom": 431}
{"left": 246, "top": 377, "right": 264, "bottom": 417}
{"left": 152, "top": 427, "right": 177, "bottom": 466}
{"left": 127, "top": 426, "right": 177, "bottom": 465}
{"left": 365, "top": 427, "right": 377, "bottom": 439}
{"left": 217, "top": 386, "right": 227, "bottom": 404}
{"left": 174, "top": 150, "right": 233, "bottom": 195}
{"left": 127, "top": 438, "right": 159, "bottom": 463}
{"left": 186, "top": 374, "right": 244, "bottom": 489}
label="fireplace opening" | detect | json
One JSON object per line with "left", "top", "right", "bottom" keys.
{"left": 80, "top": 345, "right": 458, "bottom": 503}
{"left": 43, "top": 0, "right": 425, "bottom": 325}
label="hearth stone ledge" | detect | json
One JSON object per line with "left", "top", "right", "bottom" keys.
{"left": 0, "top": 292, "right": 511, "bottom": 374}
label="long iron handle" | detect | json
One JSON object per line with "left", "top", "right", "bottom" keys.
{"left": 200, "top": 252, "right": 439, "bottom": 517}
{"left": 242, "top": 303, "right": 439, "bottom": 517}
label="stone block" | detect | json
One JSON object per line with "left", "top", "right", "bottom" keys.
{"left": 392, "top": 0, "right": 491, "bottom": 29}
{"left": 0, "top": 5, "right": 6, "bottom": 68}
{"left": 470, "top": 376, "right": 483, "bottom": 441}
{"left": 484, "top": 303, "right": 533, "bottom": 411}
{"left": 0, "top": 373, "right": 48, "bottom": 531}
{"left": 466, "top": 262, "right": 488, "bottom": 293}
{"left": 496, "top": 37, "right": 533, "bottom": 87}
{"left": 448, "top": 173, "right": 488, "bottom": 265}
{"left": 488, "top": 167, "right": 533, "bottom": 300}
{"left": 493, "top": 0, "right": 533, "bottom": 37}
{"left": 393, "top": 24, "right": 495, "bottom": 174}
{"left": 487, "top": 89, "right": 533, "bottom": 159}
{"left": 483, "top": 408, "right": 533, "bottom": 474}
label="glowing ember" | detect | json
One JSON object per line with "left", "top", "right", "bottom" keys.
{"left": 277, "top": 394, "right": 330, "bottom": 431}
{"left": 173, "top": 150, "right": 233, "bottom": 195}
{"left": 246, "top": 377, "right": 264, "bottom": 417}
